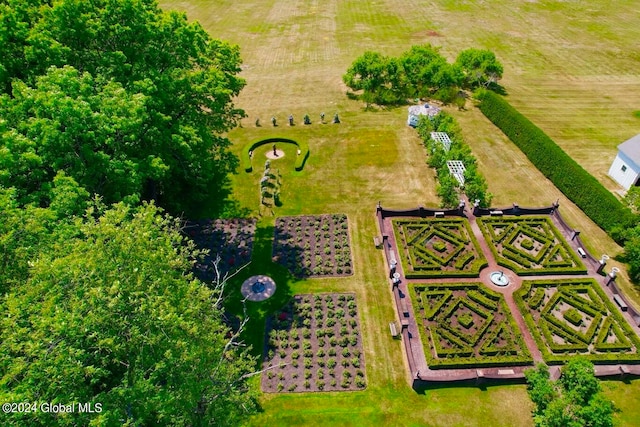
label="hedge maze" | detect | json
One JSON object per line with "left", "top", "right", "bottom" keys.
{"left": 411, "top": 283, "right": 532, "bottom": 368}
{"left": 515, "top": 279, "right": 640, "bottom": 364}
{"left": 477, "top": 216, "right": 586, "bottom": 275}
{"left": 393, "top": 218, "right": 487, "bottom": 278}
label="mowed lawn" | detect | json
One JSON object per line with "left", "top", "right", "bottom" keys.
{"left": 160, "top": 1, "right": 640, "bottom": 425}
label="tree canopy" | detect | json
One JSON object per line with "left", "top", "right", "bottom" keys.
{"left": 0, "top": 0, "right": 245, "bottom": 216}
{"left": 342, "top": 44, "right": 502, "bottom": 106}
{"left": 524, "top": 358, "right": 616, "bottom": 427}
{"left": 0, "top": 202, "right": 257, "bottom": 426}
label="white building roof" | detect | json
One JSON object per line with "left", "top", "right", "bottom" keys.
{"left": 618, "top": 134, "right": 640, "bottom": 166}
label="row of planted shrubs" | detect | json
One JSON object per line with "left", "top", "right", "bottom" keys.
{"left": 475, "top": 89, "right": 637, "bottom": 239}
{"left": 416, "top": 112, "right": 492, "bottom": 208}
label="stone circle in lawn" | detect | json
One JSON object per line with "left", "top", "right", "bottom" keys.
{"left": 411, "top": 282, "right": 532, "bottom": 368}
{"left": 273, "top": 214, "right": 353, "bottom": 278}
{"left": 185, "top": 218, "right": 256, "bottom": 282}
{"left": 477, "top": 216, "right": 586, "bottom": 275}
{"left": 261, "top": 293, "right": 367, "bottom": 393}
{"left": 515, "top": 279, "right": 640, "bottom": 364}
{"left": 393, "top": 218, "right": 487, "bottom": 278}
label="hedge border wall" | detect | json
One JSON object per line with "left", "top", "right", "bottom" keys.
{"left": 476, "top": 90, "right": 636, "bottom": 235}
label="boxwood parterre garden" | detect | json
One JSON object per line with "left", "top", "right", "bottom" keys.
{"left": 515, "top": 279, "right": 640, "bottom": 364}
{"left": 411, "top": 282, "right": 531, "bottom": 368}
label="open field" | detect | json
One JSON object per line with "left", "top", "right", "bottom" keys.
{"left": 160, "top": 0, "right": 640, "bottom": 425}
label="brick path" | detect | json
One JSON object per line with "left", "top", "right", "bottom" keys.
{"left": 378, "top": 198, "right": 640, "bottom": 385}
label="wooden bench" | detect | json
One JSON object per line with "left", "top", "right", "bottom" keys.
{"left": 389, "top": 321, "right": 399, "bottom": 338}
{"left": 399, "top": 297, "right": 409, "bottom": 318}
{"left": 490, "top": 210, "right": 503, "bottom": 216}
{"left": 613, "top": 294, "right": 628, "bottom": 312}
{"left": 577, "top": 247, "right": 587, "bottom": 258}
{"left": 434, "top": 211, "right": 445, "bottom": 218}
{"left": 373, "top": 236, "right": 381, "bottom": 248}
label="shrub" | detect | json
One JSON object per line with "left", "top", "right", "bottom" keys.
{"left": 476, "top": 90, "right": 636, "bottom": 236}
{"left": 433, "top": 241, "right": 447, "bottom": 252}
{"left": 520, "top": 238, "right": 534, "bottom": 250}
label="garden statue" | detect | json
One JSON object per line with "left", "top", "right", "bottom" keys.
{"left": 320, "top": 112, "right": 325, "bottom": 122}
{"left": 304, "top": 114, "right": 311, "bottom": 125}
{"left": 273, "top": 144, "right": 277, "bottom": 156}
{"left": 255, "top": 118, "right": 260, "bottom": 127}
{"left": 271, "top": 116, "right": 277, "bottom": 126}
{"left": 289, "top": 114, "right": 294, "bottom": 126}
{"left": 333, "top": 113, "right": 340, "bottom": 123}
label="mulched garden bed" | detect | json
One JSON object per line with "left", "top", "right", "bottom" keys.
{"left": 272, "top": 214, "right": 353, "bottom": 278}
{"left": 184, "top": 218, "right": 256, "bottom": 282}
{"left": 261, "top": 293, "right": 367, "bottom": 393}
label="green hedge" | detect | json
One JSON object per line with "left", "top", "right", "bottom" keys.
{"left": 514, "top": 279, "right": 640, "bottom": 364}
{"left": 242, "top": 137, "right": 310, "bottom": 172}
{"left": 476, "top": 90, "right": 637, "bottom": 235}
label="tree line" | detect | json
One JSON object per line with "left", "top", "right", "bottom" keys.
{"left": 0, "top": 0, "right": 256, "bottom": 425}
{"left": 342, "top": 45, "right": 503, "bottom": 106}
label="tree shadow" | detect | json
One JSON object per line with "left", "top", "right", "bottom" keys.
{"left": 413, "top": 377, "right": 526, "bottom": 394}
{"left": 223, "top": 223, "right": 305, "bottom": 364}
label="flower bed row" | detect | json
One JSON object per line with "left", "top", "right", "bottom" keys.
{"left": 185, "top": 218, "right": 256, "bottom": 281}
{"left": 261, "top": 293, "right": 366, "bottom": 393}
{"left": 273, "top": 214, "right": 353, "bottom": 278}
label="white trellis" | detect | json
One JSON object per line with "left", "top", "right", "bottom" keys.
{"left": 430, "top": 132, "right": 452, "bottom": 152}
{"left": 446, "top": 160, "right": 466, "bottom": 185}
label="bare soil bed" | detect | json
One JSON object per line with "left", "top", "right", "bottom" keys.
{"left": 273, "top": 214, "right": 353, "bottom": 278}
{"left": 185, "top": 218, "right": 256, "bottom": 281}
{"left": 261, "top": 293, "right": 367, "bottom": 393}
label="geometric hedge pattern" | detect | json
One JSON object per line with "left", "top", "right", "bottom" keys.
{"left": 477, "top": 216, "right": 586, "bottom": 275}
{"left": 411, "top": 283, "right": 532, "bottom": 368}
{"left": 393, "top": 218, "right": 487, "bottom": 278}
{"left": 515, "top": 279, "right": 640, "bottom": 364}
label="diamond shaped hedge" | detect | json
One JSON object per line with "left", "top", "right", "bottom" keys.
{"left": 411, "top": 282, "right": 532, "bottom": 368}
{"left": 393, "top": 218, "right": 487, "bottom": 278}
{"left": 514, "top": 279, "right": 640, "bottom": 364}
{"left": 477, "top": 216, "right": 586, "bottom": 275}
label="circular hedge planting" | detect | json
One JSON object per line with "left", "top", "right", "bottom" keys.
{"left": 243, "top": 137, "right": 309, "bottom": 172}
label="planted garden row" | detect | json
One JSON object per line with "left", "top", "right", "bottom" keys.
{"left": 273, "top": 214, "right": 353, "bottom": 278}
{"left": 261, "top": 293, "right": 366, "bottom": 393}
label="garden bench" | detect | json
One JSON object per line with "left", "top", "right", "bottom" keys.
{"left": 577, "top": 247, "right": 587, "bottom": 258}
{"left": 490, "top": 210, "right": 503, "bottom": 216}
{"left": 613, "top": 294, "right": 628, "bottom": 312}
{"left": 374, "top": 236, "right": 381, "bottom": 248}
{"left": 389, "top": 321, "right": 399, "bottom": 338}
{"left": 434, "top": 212, "right": 445, "bottom": 218}
{"left": 399, "top": 296, "right": 409, "bottom": 318}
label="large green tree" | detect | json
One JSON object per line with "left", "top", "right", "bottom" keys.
{"left": 0, "top": 202, "right": 257, "bottom": 426}
{"left": 455, "top": 48, "right": 504, "bottom": 89}
{"left": 0, "top": 0, "right": 245, "bottom": 215}
{"left": 524, "top": 358, "right": 616, "bottom": 427}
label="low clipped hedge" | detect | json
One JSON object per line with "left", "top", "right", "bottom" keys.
{"left": 515, "top": 279, "right": 640, "bottom": 364}
{"left": 242, "top": 137, "right": 310, "bottom": 172}
{"left": 476, "top": 90, "right": 637, "bottom": 236}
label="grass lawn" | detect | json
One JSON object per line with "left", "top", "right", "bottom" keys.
{"left": 159, "top": 1, "right": 640, "bottom": 425}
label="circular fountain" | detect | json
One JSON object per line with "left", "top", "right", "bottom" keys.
{"left": 490, "top": 270, "right": 510, "bottom": 287}
{"left": 241, "top": 275, "right": 276, "bottom": 301}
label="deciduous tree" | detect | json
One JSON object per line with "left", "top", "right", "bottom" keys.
{"left": 0, "top": 203, "right": 258, "bottom": 426}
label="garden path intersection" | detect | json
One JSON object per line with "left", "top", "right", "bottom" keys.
{"left": 377, "top": 197, "right": 640, "bottom": 385}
